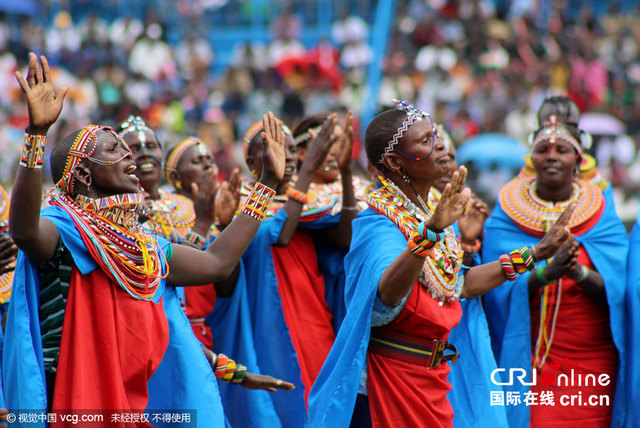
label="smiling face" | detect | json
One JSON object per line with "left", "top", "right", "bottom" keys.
{"left": 82, "top": 129, "right": 139, "bottom": 197}
{"left": 385, "top": 118, "right": 449, "bottom": 186}
{"left": 532, "top": 138, "right": 579, "bottom": 193}
{"left": 175, "top": 143, "right": 216, "bottom": 192}
{"left": 123, "top": 130, "right": 163, "bottom": 195}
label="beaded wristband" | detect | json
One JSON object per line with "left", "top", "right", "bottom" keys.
{"left": 20, "top": 133, "right": 47, "bottom": 169}
{"left": 231, "top": 364, "right": 247, "bottom": 384}
{"left": 417, "top": 222, "right": 446, "bottom": 243}
{"left": 241, "top": 182, "right": 276, "bottom": 222}
{"left": 184, "top": 230, "right": 207, "bottom": 249}
{"left": 459, "top": 238, "right": 482, "bottom": 253}
{"left": 499, "top": 254, "right": 517, "bottom": 281}
{"left": 576, "top": 265, "right": 589, "bottom": 282}
{"left": 536, "top": 265, "right": 552, "bottom": 285}
{"left": 222, "top": 360, "right": 237, "bottom": 382}
{"left": 407, "top": 235, "right": 433, "bottom": 258}
{"left": 509, "top": 247, "right": 535, "bottom": 274}
{"left": 285, "top": 185, "right": 309, "bottom": 204}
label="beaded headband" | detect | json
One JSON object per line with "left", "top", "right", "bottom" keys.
{"left": 57, "top": 125, "right": 107, "bottom": 195}
{"left": 532, "top": 115, "right": 582, "bottom": 155}
{"left": 165, "top": 137, "right": 209, "bottom": 185}
{"left": 119, "top": 115, "right": 157, "bottom": 145}
{"left": 380, "top": 100, "right": 431, "bottom": 164}
{"left": 242, "top": 120, "right": 292, "bottom": 160}
{"left": 294, "top": 125, "right": 322, "bottom": 146}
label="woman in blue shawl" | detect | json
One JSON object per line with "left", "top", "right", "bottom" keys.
{"left": 483, "top": 97, "right": 628, "bottom": 427}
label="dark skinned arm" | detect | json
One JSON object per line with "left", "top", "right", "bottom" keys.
{"left": 275, "top": 114, "right": 338, "bottom": 247}
{"left": 10, "top": 53, "right": 69, "bottom": 261}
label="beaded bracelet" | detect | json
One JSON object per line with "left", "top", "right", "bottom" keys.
{"left": 535, "top": 265, "right": 552, "bottom": 285}
{"left": 459, "top": 238, "right": 482, "bottom": 253}
{"left": 285, "top": 185, "right": 309, "bottom": 204}
{"left": 184, "top": 230, "right": 207, "bottom": 249}
{"left": 499, "top": 254, "right": 517, "bottom": 281}
{"left": 408, "top": 233, "right": 433, "bottom": 258}
{"left": 416, "top": 222, "right": 446, "bottom": 243}
{"left": 509, "top": 247, "right": 535, "bottom": 274}
{"left": 576, "top": 265, "right": 589, "bottom": 282}
{"left": 213, "top": 353, "right": 247, "bottom": 385}
{"left": 20, "top": 133, "right": 47, "bottom": 169}
{"left": 241, "top": 182, "right": 276, "bottom": 222}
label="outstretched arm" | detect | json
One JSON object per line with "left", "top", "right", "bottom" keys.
{"left": 10, "top": 53, "right": 69, "bottom": 261}
{"left": 275, "top": 114, "right": 338, "bottom": 246}
{"left": 167, "top": 112, "right": 285, "bottom": 285}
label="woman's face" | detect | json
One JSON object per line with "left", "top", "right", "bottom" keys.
{"left": 392, "top": 118, "right": 449, "bottom": 184}
{"left": 532, "top": 138, "right": 578, "bottom": 191}
{"left": 124, "top": 130, "right": 163, "bottom": 192}
{"left": 248, "top": 133, "right": 297, "bottom": 185}
{"left": 175, "top": 143, "right": 216, "bottom": 192}
{"left": 297, "top": 124, "right": 343, "bottom": 183}
{"left": 85, "top": 130, "right": 139, "bottom": 197}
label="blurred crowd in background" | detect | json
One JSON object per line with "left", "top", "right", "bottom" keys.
{"left": 1, "top": 0, "right": 640, "bottom": 223}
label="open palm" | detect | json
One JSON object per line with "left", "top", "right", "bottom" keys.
{"left": 15, "top": 53, "right": 69, "bottom": 132}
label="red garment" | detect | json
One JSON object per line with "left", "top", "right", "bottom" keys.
{"left": 367, "top": 282, "right": 462, "bottom": 427}
{"left": 183, "top": 284, "right": 217, "bottom": 349}
{"left": 271, "top": 229, "right": 335, "bottom": 403}
{"left": 52, "top": 268, "right": 169, "bottom": 427}
{"left": 530, "top": 248, "right": 617, "bottom": 427}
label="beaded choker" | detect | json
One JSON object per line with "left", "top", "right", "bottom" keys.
{"left": 367, "top": 178, "right": 463, "bottom": 305}
{"left": 499, "top": 176, "right": 603, "bottom": 236}
{"left": 50, "top": 191, "right": 166, "bottom": 300}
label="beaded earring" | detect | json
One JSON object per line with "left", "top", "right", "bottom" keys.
{"left": 403, "top": 173, "right": 411, "bottom": 184}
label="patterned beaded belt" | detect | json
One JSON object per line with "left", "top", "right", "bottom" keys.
{"left": 368, "top": 328, "right": 459, "bottom": 369}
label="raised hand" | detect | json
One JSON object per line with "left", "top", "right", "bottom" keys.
{"left": 543, "top": 239, "right": 579, "bottom": 281}
{"left": 457, "top": 193, "right": 489, "bottom": 243}
{"left": 301, "top": 113, "right": 338, "bottom": 173}
{"left": 192, "top": 173, "right": 219, "bottom": 226}
{"left": 215, "top": 168, "right": 241, "bottom": 228}
{"left": 241, "top": 372, "right": 295, "bottom": 393}
{"left": 259, "top": 112, "right": 286, "bottom": 189}
{"left": 534, "top": 203, "right": 575, "bottom": 260}
{"left": 337, "top": 110, "right": 354, "bottom": 171}
{"left": 15, "top": 53, "right": 69, "bottom": 134}
{"left": 429, "top": 166, "right": 471, "bottom": 230}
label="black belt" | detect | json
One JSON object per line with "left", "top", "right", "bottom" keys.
{"left": 368, "top": 328, "right": 459, "bottom": 369}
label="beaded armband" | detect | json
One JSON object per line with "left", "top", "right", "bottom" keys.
{"left": 499, "top": 254, "right": 517, "bottom": 281}
{"left": 509, "top": 247, "right": 535, "bottom": 274}
{"left": 213, "top": 353, "right": 247, "bottom": 385}
{"left": 459, "top": 238, "right": 482, "bottom": 253}
{"left": 241, "top": 182, "right": 276, "bottom": 222}
{"left": 408, "top": 232, "right": 433, "bottom": 258}
{"left": 20, "top": 133, "right": 47, "bottom": 169}
{"left": 184, "top": 230, "right": 207, "bottom": 249}
{"left": 285, "top": 185, "right": 309, "bottom": 204}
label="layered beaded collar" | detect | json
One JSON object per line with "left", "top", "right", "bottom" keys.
{"left": 499, "top": 176, "right": 603, "bottom": 236}
{"left": 367, "top": 177, "right": 462, "bottom": 305}
{"left": 49, "top": 191, "right": 165, "bottom": 300}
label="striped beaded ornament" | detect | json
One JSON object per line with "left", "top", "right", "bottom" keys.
{"left": 0, "top": 185, "right": 13, "bottom": 303}
{"left": 379, "top": 100, "right": 431, "bottom": 165}
{"left": 531, "top": 115, "right": 582, "bottom": 156}
{"left": 367, "top": 177, "right": 463, "bottom": 305}
{"left": 49, "top": 191, "right": 167, "bottom": 300}
{"left": 499, "top": 176, "right": 602, "bottom": 236}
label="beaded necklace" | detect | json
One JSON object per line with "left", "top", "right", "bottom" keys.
{"left": 367, "top": 177, "right": 462, "bottom": 305}
{"left": 500, "top": 176, "right": 602, "bottom": 236}
{"left": 0, "top": 186, "right": 13, "bottom": 303}
{"left": 49, "top": 191, "right": 166, "bottom": 300}
{"left": 309, "top": 175, "right": 371, "bottom": 215}
{"left": 145, "top": 190, "right": 198, "bottom": 243}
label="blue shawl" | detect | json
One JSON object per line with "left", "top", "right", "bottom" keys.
{"left": 482, "top": 187, "right": 628, "bottom": 427}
